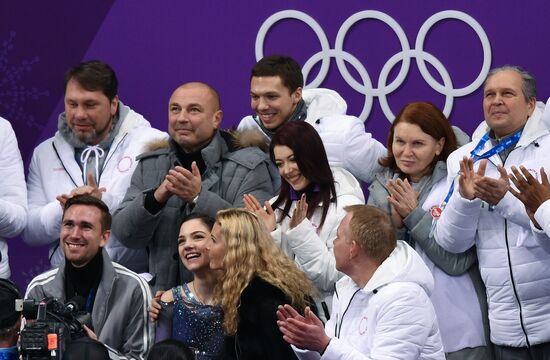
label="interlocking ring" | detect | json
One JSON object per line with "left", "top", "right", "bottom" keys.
{"left": 256, "top": 10, "right": 492, "bottom": 122}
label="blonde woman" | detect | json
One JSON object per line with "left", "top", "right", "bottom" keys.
{"left": 208, "top": 208, "right": 316, "bottom": 360}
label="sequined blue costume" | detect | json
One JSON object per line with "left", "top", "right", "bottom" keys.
{"left": 156, "top": 284, "right": 225, "bottom": 359}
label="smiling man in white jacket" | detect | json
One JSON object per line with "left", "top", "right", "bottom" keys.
{"left": 277, "top": 204, "right": 444, "bottom": 360}
{"left": 237, "top": 55, "right": 386, "bottom": 184}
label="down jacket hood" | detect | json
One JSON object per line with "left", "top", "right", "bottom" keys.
{"left": 302, "top": 88, "right": 348, "bottom": 124}
{"left": 341, "top": 240, "right": 435, "bottom": 296}
{"left": 145, "top": 128, "right": 269, "bottom": 153}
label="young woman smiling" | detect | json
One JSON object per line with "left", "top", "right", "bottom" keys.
{"left": 243, "top": 121, "right": 364, "bottom": 320}
{"left": 153, "top": 213, "right": 226, "bottom": 359}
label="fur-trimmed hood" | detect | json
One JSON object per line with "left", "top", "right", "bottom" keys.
{"left": 144, "top": 128, "right": 269, "bottom": 153}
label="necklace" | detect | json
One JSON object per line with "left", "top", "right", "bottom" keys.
{"left": 190, "top": 282, "right": 211, "bottom": 305}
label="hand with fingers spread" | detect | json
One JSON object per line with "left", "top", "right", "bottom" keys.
{"left": 149, "top": 290, "right": 165, "bottom": 322}
{"left": 473, "top": 164, "right": 509, "bottom": 206}
{"left": 243, "top": 193, "right": 277, "bottom": 232}
{"left": 386, "top": 178, "right": 418, "bottom": 219}
{"left": 289, "top": 194, "right": 308, "bottom": 229}
{"left": 458, "top": 157, "right": 481, "bottom": 200}
{"left": 509, "top": 166, "right": 550, "bottom": 213}
{"left": 56, "top": 173, "right": 106, "bottom": 207}
{"left": 276, "top": 304, "right": 331, "bottom": 353}
{"left": 157, "top": 162, "right": 202, "bottom": 203}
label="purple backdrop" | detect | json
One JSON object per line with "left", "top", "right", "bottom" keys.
{"left": 2, "top": 1, "right": 550, "bottom": 290}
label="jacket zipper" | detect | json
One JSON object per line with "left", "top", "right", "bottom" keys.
{"left": 52, "top": 142, "right": 79, "bottom": 187}
{"left": 503, "top": 219, "right": 530, "bottom": 347}
{"left": 97, "top": 132, "right": 128, "bottom": 185}
{"left": 335, "top": 288, "right": 361, "bottom": 338}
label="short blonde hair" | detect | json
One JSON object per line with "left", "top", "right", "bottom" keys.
{"left": 214, "top": 208, "right": 315, "bottom": 335}
{"left": 344, "top": 205, "right": 396, "bottom": 263}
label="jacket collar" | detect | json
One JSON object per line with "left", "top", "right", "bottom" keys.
{"left": 48, "top": 250, "right": 116, "bottom": 332}
{"left": 472, "top": 101, "right": 548, "bottom": 147}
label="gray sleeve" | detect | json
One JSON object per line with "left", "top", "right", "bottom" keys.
{"left": 111, "top": 161, "right": 164, "bottom": 249}
{"left": 194, "top": 161, "right": 276, "bottom": 218}
{"left": 404, "top": 206, "right": 477, "bottom": 276}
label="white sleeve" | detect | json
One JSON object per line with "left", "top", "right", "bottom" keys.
{"left": 0, "top": 119, "right": 27, "bottom": 238}
{"left": 434, "top": 177, "right": 481, "bottom": 253}
{"left": 341, "top": 118, "right": 387, "bottom": 184}
{"left": 532, "top": 200, "right": 550, "bottom": 253}
{"left": 23, "top": 150, "right": 63, "bottom": 246}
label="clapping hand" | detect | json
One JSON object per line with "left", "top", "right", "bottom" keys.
{"left": 509, "top": 166, "right": 550, "bottom": 228}
{"left": 386, "top": 178, "right": 418, "bottom": 219}
{"left": 289, "top": 194, "right": 308, "bottom": 229}
{"left": 243, "top": 193, "right": 277, "bottom": 232}
{"left": 277, "top": 305, "right": 331, "bottom": 353}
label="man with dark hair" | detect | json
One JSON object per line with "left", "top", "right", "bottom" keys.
{"left": 238, "top": 55, "right": 387, "bottom": 183}
{"left": 112, "top": 82, "right": 278, "bottom": 292}
{"left": 24, "top": 60, "right": 166, "bottom": 273}
{"left": 277, "top": 205, "right": 444, "bottom": 359}
{"left": 26, "top": 195, "right": 153, "bottom": 360}
{"left": 434, "top": 66, "right": 550, "bottom": 358}
{"left": 0, "top": 279, "right": 22, "bottom": 360}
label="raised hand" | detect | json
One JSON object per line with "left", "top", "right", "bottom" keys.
{"left": 277, "top": 305, "right": 331, "bottom": 353}
{"left": 243, "top": 193, "right": 277, "bottom": 232}
{"left": 57, "top": 173, "right": 106, "bottom": 207}
{"left": 509, "top": 166, "right": 550, "bottom": 229}
{"left": 289, "top": 193, "right": 308, "bottom": 229}
{"left": 473, "top": 164, "right": 509, "bottom": 206}
{"left": 458, "top": 156, "right": 479, "bottom": 200}
{"left": 164, "top": 162, "right": 202, "bottom": 203}
{"left": 149, "top": 290, "right": 164, "bottom": 322}
{"left": 386, "top": 178, "right": 418, "bottom": 219}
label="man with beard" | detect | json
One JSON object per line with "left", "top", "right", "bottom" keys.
{"left": 24, "top": 60, "right": 165, "bottom": 273}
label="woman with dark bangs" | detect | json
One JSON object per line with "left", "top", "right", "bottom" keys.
{"left": 367, "top": 102, "right": 492, "bottom": 359}
{"left": 244, "top": 121, "right": 364, "bottom": 320}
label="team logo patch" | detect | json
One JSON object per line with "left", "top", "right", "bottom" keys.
{"left": 359, "top": 316, "right": 368, "bottom": 335}
{"left": 117, "top": 156, "right": 133, "bottom": 172}
{"left": 430, "top": 206, "right": 442, "bottom": 219}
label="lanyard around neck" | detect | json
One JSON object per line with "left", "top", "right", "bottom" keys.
{"left": 430, "top": 128, "right": 523, "bottom": 227}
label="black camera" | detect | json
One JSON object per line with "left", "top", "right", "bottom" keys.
{"left": 20, "top": 296, "right": 91, "bottom": 360}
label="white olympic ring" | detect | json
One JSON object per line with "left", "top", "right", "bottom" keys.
{"left": 256, "top": 10, "right": 492, "bottom": 122}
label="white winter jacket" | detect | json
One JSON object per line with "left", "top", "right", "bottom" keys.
{"left": 24, "top": 104, "right": 166, "bottom": 273}
{"left": 294, "top": 241, "right": 444, "bottom": 360}
{"left": 270, "top": 167, "right": 364, "bottom": 318}
{"left": 532, "top": 200, "right": 550, "bottom": 254}
{"left": 434, "top": 102, "right": 550, "bottom": 347}
{"left": 238, "top": 88, "right": 387, "bottom": 183}
{"left": 0, "top": 117, "right": 27, "bottom": 278}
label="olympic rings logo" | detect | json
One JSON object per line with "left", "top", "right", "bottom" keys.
{"left": 256, "top": 10, "right": 492, "bottom": 122}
